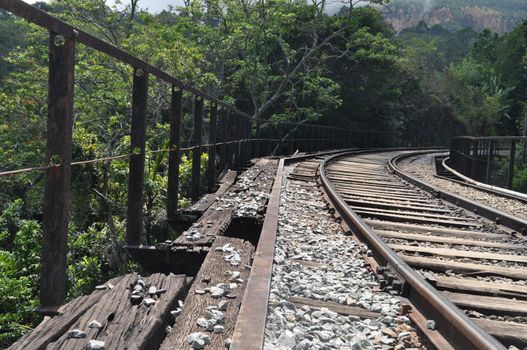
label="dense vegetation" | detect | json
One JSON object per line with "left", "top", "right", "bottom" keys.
{"left": 0, "top": 0, "right": 526, "bottom": 346}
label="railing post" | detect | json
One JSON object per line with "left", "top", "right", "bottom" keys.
{"left": 219, "top": 108, "right": 227, "bottom": 171}
{"left": 255, "top": 119, "right": 261, "bottom": 157}
{"left": 126, "top": 68, "right": 148, "bottom": 245}
{"left": 191, "top": 96, "right": 204, "bottom": 201}
{"left": 39, "top": 33, "right": 75, "bottom": 312}
{"left": 507, "top": 140, "right": 516, "bottom": 190}
{"left": 226, "top": 111, "right": 234, "bottom": 169}
{"left": 485, "top": 140, "right": 493, "bottom": 185}
{"left": 234, "top": 115, "right": 241, "bottom": 169}
{"left": 206, "top": 103, "right": 218, "bottom": 191}
{"left": 167, "top": 86, "right": 182, "bottom": 223}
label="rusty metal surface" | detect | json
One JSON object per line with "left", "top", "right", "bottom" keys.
{"left": 206, "top": 104, "right": 218, "bottom": 190}
{"left": 166, "top": 87, "right": 182, "bottom": 222}
{"left": 126, "top": 69, "right": 148, "bottom": 245}
{"left": 389, "top": 152, "right": 527, "bottom": 234}
{"left": 319, "top": 151, "right": 506, "bottom": 350}
{"left": 191, "top": 97, "right": 204, "bottom": 201}
{"left": 39, "top": 33, "right": 75, "bottom": 310}
{"left": 230, "top": 158, "right": 284, "bottom": 350}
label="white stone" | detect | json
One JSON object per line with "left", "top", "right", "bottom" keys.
{"left": 86, "top": 340, "right": 105, "bottom": 350}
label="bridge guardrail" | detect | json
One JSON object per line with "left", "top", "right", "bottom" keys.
{"left": 449, "top": 136, "right": 527, "bottom": 192}
{"left": 0, "top": 0, "right": 399, "bottom": 311}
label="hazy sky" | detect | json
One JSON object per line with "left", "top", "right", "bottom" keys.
{"left": 26, "top": 0, "right": 185, "bottom": 13}
{"left": 26, "top": 0, "right": 348, "bottom": 14}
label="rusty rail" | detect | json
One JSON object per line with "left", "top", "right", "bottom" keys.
{"left": 319, "top": 150, "right": 506, "bottom": 350}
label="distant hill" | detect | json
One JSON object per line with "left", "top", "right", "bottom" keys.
{"left": 383, "top": 0, "right": 527, "bottom": 34}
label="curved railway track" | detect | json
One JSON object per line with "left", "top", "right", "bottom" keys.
{"left": 320, "top": 150, "right": 527, "bottom": 350}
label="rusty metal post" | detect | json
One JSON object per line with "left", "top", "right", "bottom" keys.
{"left": 219, "top": 108, "right": 227, "bottom": 170}
{"left": 167, "top": 86, "right": 182, "bottom": 223}
{"left": 226, "top": 111, "right": 234, "bottom": 169}
{"left": 255, "top": 119, "right": 261, "bottom": 157}
{"left": 126, "top": 68, "right": 148, "bottom": 245}
{"left": 191, "top": 96, "right": 204, "bottom": 201}
{"left": 233, "top": 115, "right": 241, "bottom": 169}
{"left": 245, "top": 117, "right": 252, "bottom": 162}
{"left": 485, "top": 140, "right": 493, "bottom": 185}
{"left": 507, "top": 140, "right": 516, "bottom": 190}
{"left": 39, "top": 33, "right": 75, "bottom": 312}
{"left": 206, "top": 103, "right": 218, "bottom": 190}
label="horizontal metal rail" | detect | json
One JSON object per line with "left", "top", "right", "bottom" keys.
{"left": 452, "top": 136, "right": 527, "bottom": 141}
{"left": 319, "top": 150, "right": 505, "bottom": 350}
{"left": 390, "top": 151, "right": 527, "bottom": 234}
{"left": 0, "top": 0, "right": 251, "bottom": 118}
{"left": 442, "top": 157, "right": 527, "bottom": 202}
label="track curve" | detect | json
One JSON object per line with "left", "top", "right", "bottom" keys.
{"left": 320, "top": 150, "right": 527, "bottom": 350}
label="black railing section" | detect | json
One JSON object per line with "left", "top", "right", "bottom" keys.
{"left": 449, "top": 136, "right": 527, "bottom": 191}
{"left": 0, "top": 0, "right": 399, "bottom": 311}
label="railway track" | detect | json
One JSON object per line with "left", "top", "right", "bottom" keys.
{"left": 321, "top": 151, "right": 527, "bottom": 350}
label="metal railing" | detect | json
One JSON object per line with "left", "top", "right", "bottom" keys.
{"left": 449, "top": 136, "right": 527, "bottom": 192}
{"left": 0, "top": 0, "right": 399, "bottom": 311}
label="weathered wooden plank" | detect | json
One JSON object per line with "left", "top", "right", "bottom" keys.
{"left": 390, "top": 244, "right": 527, "bottom": 263}
{"left": 351, "top": 206, "right": 473, "bottom": 222}
{"left": 9, "top": 276, "right": 123, "bottom": 350}
{"left": 434, "top": 276, "right": 527, "bottom": 298}
{"left": 160, "top": 236, "right": 254, "bottom": 350}
{"left": 401, "top": 255, "right": 527, "bottom": 280}
{"left": 345, "top": 199, "right": 452, "bottom": 214}
{"left": 442, "top": 291, "right": 527, "bottom": 316}
{"left": 46, "top": 273, "right": 188, "bottom": 350}
{"left": 356, "top": 210, "right": 479, "bottom": 228}
{"left": 475, "top": 319, "right": 527, "bottom": 348}
{"left": 174, "top": 159, "right": 277, "bottom": 246}
{"left": 288, "top": 296, "right": 381, "bottom": 319}
{"left": 183, "top": 170, "right": 237, "bottom": 215}
{"left": 378, "top": 231, "right": 521, "bottom": 249}
{"left": 365, "top": 220, "right": 509, "bottom": 240}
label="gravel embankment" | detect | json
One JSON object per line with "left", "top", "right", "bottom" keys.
{"left": 264, "top": 163, "right": 428, "bottom": 350}
{"left": 398, "top": 153, "right": 527, "bottom": 220}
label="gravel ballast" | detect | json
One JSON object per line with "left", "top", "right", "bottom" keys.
{"left": 398, "top": 153, "right": 527, "bottom": 220}
{"left": 263, "top": 162, "right": 427, "bottom": 350}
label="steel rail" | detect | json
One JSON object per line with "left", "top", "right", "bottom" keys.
{"left": 441, "top": 156, "right": 527, "bottom": 202}
{"left": 389, "top": 152, "right": 527, "bottom": 234}
{"left": 319, "top": 150, "right": 506, "bottom": 350}
{"left": 230, "top": 148, "right": 361, "bottom": 349}
{"left": 230, "top": 147, "right": 443, "bottom": 349}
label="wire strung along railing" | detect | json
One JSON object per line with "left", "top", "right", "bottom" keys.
{"left": 0, "top": 0, "right": 399, "bottom": 312}
{"left": 449, "top": 136, "right": 527, "bottom": 191}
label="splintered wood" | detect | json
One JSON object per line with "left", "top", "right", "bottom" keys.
{"left": 184, "top": 170, "right": 238, "bottom": 216}
{"left": 171, "top": 159, "right": 277, "bottom": 246}
{"left": 9, "top": 274, "right": 189, "bottom": 350}
{"left": 160, "top": 236, "right": 254, "bottom": 349}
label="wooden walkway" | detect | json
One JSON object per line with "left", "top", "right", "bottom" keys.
{"left": 10, "top": 159, "right": 277, "bottom": 350}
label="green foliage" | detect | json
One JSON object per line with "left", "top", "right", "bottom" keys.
{"left": 0, "top": 201, "right": 41, "bottom": 348}
{"left": 1, "top": 0, "right": 527, "bottom": 345}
